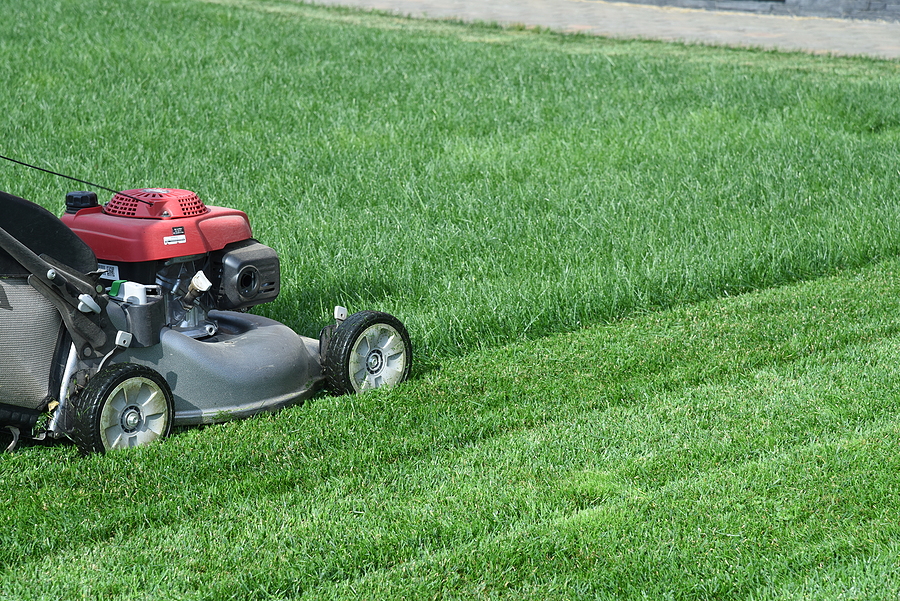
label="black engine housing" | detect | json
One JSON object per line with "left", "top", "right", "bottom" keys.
{"left": 209, "top": 239, "right": 280, "bottom": 311}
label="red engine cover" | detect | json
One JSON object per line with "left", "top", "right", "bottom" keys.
{"left": 61, "top": 188, "right": 253, "bottom": 263}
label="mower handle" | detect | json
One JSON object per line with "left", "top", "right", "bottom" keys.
{"left": 0, "top": 224, "right": 115, "bottom": 356}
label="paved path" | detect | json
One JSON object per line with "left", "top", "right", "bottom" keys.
{"left": 312, "top": 0, "right": 900, "bottom": 60}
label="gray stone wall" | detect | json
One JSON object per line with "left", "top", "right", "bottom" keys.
{"left": 615, "top": 0, "right": 900, "bottom": 21}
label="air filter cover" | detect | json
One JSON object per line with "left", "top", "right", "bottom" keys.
{"left": 104, "top": 188, "right": 209, "bottom": 219}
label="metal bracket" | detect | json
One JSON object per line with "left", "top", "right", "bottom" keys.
{"left": 3, "top": 426, "right": 19, "bottom": 453}
{"left": 334, "top": 305, "right": 348, "bottom": 324}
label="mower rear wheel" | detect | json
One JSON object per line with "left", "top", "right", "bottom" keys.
{"left": 325, "top": 311, "right": 412, "bottom": 395}
{"left": 70, "top": 363, "right": 174, "bottom": 454}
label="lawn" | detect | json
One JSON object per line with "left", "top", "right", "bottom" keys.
{"left": 3, "top": 0, "right": 900, "bottom": 364}
{"left": 2, "top": 0, "right": 900, "bottom": 598}
{"left": 4, "top": 258, "right": 900, "bottom": 599}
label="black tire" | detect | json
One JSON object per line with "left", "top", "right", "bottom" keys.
{"left": 324, "top": 311, "right": 412, "bottom": 395}
{"left": 70, "top": 363, "right": 174, "bottom": 454}
{"left": 0, "top": 403, "right": 41, "bottom": 430}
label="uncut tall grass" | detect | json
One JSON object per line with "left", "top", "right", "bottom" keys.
{"left": 2, "top": 0, "right": 899, "bottom": 365}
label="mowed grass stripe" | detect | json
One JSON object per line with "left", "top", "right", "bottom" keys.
{"left": 4, "top": 259, "right": 900, "bottom": 598}
{"left": 303, "top": 420, "right": 900, "bottom": 600}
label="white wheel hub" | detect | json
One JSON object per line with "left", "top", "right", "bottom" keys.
{"left": 98, "top": 376, "right": 170, "bottom": 450}
{"left": 349, "top": 323, "right": 408, "bottom": 392}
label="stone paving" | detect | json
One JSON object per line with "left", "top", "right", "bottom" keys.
{"left": 312, "top": 0, "right": 900, "bottom": 60}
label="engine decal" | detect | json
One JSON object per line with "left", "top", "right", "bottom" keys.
{"left": 97, "top": 262, "right": 120, "bottom": 281}
{"left": 163, "top": 234, "right": 187, "bottom": 245}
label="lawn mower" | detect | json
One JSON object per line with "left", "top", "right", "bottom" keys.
{"left": 0, "top": 177, "right": 412, "bottom": 454}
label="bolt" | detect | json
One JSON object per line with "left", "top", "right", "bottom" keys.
{"left": 123, "top": 409, "right": 141, "bottom": 430}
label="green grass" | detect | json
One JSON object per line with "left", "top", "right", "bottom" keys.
{"left": 4, "top": 258, "right": 900, "bottom": 599}
{"left": 2, "top": 0, "right": 900, "bottom": 364}
{"left": 3, "top": 0, "right": 900, "bottom": 597}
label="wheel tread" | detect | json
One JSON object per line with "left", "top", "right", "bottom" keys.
{"left": 70, "top": 363, "right": 174, "bottom": 454}
{"left": 324, "top": 311, "right": 412, "bottom": 395}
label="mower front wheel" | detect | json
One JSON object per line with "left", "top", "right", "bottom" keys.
{"left": 324, "top": 311, "right": 412, "bottom": 395}
{"left": 70, "top": 363, "right": 174, "bottom": 454}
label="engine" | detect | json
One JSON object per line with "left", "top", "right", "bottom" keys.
{"left": 61, "top": 188, "right": 279, "bottom": 341}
